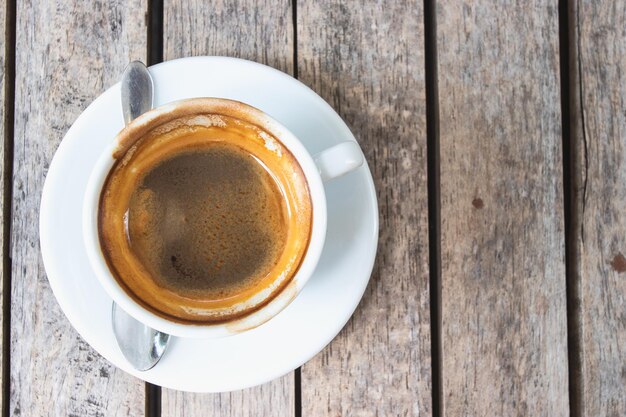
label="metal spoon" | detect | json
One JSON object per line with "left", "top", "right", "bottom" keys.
{"left": 112, "top": 61, "right": 170, "bottom": 371}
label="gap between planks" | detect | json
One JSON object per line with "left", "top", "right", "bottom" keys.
{"left": 423, "top": 0, "right": 442, "bottom": 415}
{"left": 292, "top": 2, "right": 301, "bottom": 416}
{"left": 145, "top": 0, "right": 164, "bottom": 416}
{"left": 558, "top": 0, "right": 583, "bottom": 416}
{"left": 2, "top": 0, "right": 16, "bottom": 415}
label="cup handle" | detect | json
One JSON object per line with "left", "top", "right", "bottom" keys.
{"left": 314, "top": 142, "right": 364, "bottom": 182}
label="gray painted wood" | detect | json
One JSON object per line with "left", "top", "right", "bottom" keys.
{"left": 437, "top": 2, "right": 569, "bottom": 415}
{"left": 571, "top": 1, "right": 626, "bottom": 415}
{"left": 11, "top": 1, "right": 147, "bottom": 415}
{"left": 162, "top": 1, "right": 295, "bottom": 415}
{"left": 298, "top": 0, "right": 432, "bottom": 415}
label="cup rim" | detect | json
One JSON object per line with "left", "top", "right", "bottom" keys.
{"left": 82, "top": 97, "right": 327, "bottom": 338}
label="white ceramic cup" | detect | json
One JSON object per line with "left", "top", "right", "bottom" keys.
{"left": 83, "top": 97, "right": 363, "bottom": 338}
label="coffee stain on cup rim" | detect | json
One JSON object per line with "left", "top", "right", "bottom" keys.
{"left": 112, "top": 98, "right": 291, "bottom": 161}
{"left": 224, "top": 278, "right": 299, "bottom": 334}
{"left": 258, "top": 130, "right": 283, "bottom": 157}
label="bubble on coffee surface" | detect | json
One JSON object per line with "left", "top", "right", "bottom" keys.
{"left": 126, "top": 143, "right": 288, "bottom": 297}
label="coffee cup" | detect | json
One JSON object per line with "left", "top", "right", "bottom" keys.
{"left": 83, "top": 97, "right": 363, "bottom": 338}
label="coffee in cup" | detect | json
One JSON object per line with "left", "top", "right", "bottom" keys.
{"left": 97, "top": 101, "right": 312, "bottom": 323}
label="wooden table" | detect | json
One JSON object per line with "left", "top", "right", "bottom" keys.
{"left": 0, "top": 0, "right": 624, "bottom": 415}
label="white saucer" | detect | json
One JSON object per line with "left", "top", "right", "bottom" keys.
{"left": 40, "top": 57, "right": 378, "bottom": 392}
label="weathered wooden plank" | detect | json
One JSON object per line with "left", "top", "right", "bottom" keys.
{"left": 164, "top": 0, "right": 293, "bottom": 70}
{"left": 11, "top": 1, "right": 147, "bottom": 415}
{"left": 163, "top": 374, "right": 294, "bottom": 417}
{"left": 438, "top": 2, "right": 569, "bottom": 415}
{"left": 571, "top": 1, "right": 626, "bottom": 415}
{"left": 161, "top": 1, "right": 295, "bottom": 415}
{"left": 298, "top": 1, "right": 432, "bottom": 415}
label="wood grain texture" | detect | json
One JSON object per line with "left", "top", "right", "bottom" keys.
{"left": 572, "top": 1, "right": 626, "bottom": 415}
{"left": 164, "top": 0, "right": 293, "bottom": 70}
{"left": 162, "top": 1, "right": 295, "bottom": 415}
{"left": 11, "top": 0, "right": 146, "bottom": 415}
{"left": 438, "top": 1, "right": 569, "bottom": 415}
{"left": 162, "top": 374, "right": 294, "bottom": 417}
{"left": 298, "top": 1, "right": 432, "bottom": 415}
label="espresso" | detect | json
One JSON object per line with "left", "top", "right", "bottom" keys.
{"left": 98, "top": 107, "right": 312, "bottom": 323}
{"left": 127, "top": 144, "right": 288, "bottom": 298}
